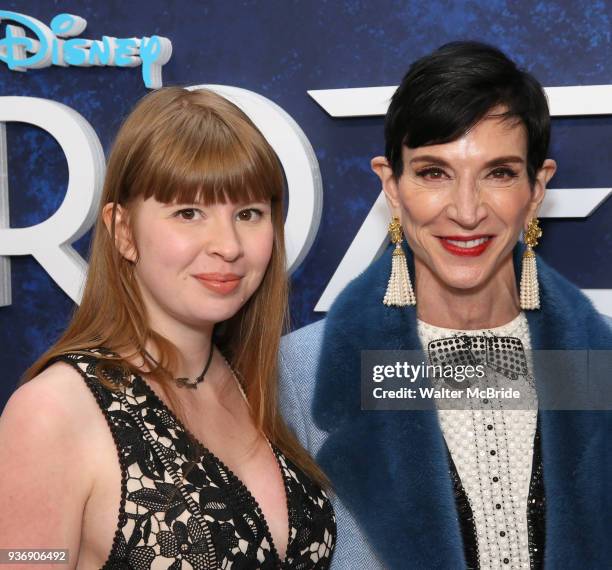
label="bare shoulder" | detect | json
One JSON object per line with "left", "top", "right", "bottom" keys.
{"left": 0, "top": 359, "right": 105, "bottom": 481}
{"left": 0, "top": 360, "right": 105, "bottom": 551}
{"left": 2, "top": 360, "right": 99, "bottom": 435}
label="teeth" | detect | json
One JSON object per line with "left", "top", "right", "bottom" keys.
{"left": 446, "top": 237, "right": 490, "bottom": 248}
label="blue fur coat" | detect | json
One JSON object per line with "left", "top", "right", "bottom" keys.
{"left": 279, "top": 244, "right": 612, "bottom": 569}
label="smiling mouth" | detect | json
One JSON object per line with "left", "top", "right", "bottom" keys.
{"left": 194, "top": 273, "right": 243, "bottom": 294}
{"left": 438, "top": 235, "right": 494, "bottom": 256}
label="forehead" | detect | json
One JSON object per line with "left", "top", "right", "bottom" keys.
{"left": 405, "top": 114, "right": 528, "bottom": 164}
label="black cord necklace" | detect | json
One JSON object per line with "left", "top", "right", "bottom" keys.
{"left": 143, "top": 335, "right": 215, "bottom": 389}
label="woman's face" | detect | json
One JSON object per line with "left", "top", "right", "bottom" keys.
{"left": 111, "top": 196, "right": 274, "bottom": 332}
{"left": 374, "top": 112, "right": 556, "bottom": 294}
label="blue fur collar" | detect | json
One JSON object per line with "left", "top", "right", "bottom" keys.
{"left": 313, "top": 243, "right": 612, "bottom": 569}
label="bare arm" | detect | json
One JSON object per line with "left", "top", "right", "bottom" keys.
{"left": 0, "top": 364, "right": 94, "bottom": 568}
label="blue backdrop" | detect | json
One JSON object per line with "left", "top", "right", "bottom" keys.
{"left": 2, "top": 0, "right": 612, "bottom": 410}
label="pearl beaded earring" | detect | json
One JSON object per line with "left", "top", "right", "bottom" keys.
{"left": 383, "top": 217, "right": 416, "bottom": 307}
{"left": 520, "top": 218, "right": 542, "bottom": 310}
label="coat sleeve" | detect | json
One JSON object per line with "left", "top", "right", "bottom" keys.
{"left": 279, "top": 319, "right": 387, "bottom": 570}
{"left": 278, "top": 319, "right": 329, "bottom": 455}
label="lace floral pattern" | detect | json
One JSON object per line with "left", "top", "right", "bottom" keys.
{"left": 58, "top": 350, "right": 336, "bottom": 569}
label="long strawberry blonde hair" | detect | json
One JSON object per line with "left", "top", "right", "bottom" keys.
{"left": 22, "top": 87, "right": 327, "bottom": 487}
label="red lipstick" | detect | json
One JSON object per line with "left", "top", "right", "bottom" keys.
{"left": 194, "top": 273, "right": 242, "bottom": 294}
{"left": 438, "top": 235, "right": 494, "bottom": 257}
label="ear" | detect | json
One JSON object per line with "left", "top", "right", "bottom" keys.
{"left": 371, "top": 156, "right": 401, "bottom": 216}
{"left": 525, "top": 158, "right": 556, "bottom": 228}
{"left": 101, "top": 202, "right": 138, "bottom": 263}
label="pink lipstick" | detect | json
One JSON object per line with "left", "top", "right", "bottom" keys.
{"left": 194, "top": 273, "right": 242, "bottom": 294}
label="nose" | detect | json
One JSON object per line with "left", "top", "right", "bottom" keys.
{"left": 205, "top": 217, "right": 243, "bottom": 261}
{"left": 445, "top": 175, "right": 488, "bottom": 228}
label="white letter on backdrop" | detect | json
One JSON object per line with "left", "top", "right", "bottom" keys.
{"left": 0, "top": 96, "right": 105, "bottom": 305}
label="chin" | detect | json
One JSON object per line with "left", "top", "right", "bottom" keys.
{"left": 435, "top": 265, "right": 492, "bottom": 292}
{"left": 187, "top": 302, "right": 245, "bottom": 326}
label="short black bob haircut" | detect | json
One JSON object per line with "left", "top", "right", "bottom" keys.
{"left": 385, "top": 41, "right": 551, "bottom": 185}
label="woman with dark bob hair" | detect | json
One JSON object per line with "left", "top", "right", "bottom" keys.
{"left": 280, "top": 42, "right": 611, "bottom": 569}
{"left": 0, "top": 88, "right": 335, "bottom": 568}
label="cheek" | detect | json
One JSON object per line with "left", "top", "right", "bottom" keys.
{"left": 245, "top": 225, "right": 274, "bottom": 271}
{"left": 487, "top": 188, "right": 532, "bottom": 230}
{"left": 399, "top": 186, "right": 448, "bottom": 219}
{"left": 136, "top": 224, "right": 196, "bottom": 270}
{"left": 399, "top": 191, "right": 446, "bottom": 240}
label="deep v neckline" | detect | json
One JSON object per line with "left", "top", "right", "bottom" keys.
{"left": 135, "top": 373, "right": 293, "bottom": 566}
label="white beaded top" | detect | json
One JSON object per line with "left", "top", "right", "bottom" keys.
{"left": 417, "top": 313, "right": 537, "bottom": 570}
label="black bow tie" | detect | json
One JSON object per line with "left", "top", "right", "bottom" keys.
{"left": 427, "top": 334, "right": 529, "bottom": 381}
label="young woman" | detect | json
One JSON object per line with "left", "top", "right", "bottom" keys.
{"left": 0, "top": 88, "right": 335, "bottom": 569}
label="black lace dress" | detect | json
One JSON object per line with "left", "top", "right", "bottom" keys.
{"left": 56, "top": 350, "right": 336, "bottom": 569}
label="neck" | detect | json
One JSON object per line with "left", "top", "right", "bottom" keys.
{"left": 144, "top": 311, "right": 216, "bottom": 381}
{"left": 414, "top": 256, "right": 521, "bottom": 330}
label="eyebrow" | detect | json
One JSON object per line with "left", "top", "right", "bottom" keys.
{"left": 409, "top": 155, "right": 525, "bottom": 168}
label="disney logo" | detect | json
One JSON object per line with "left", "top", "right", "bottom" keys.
{"left": 0, "top": 11, "right": 172, "bottom": 88}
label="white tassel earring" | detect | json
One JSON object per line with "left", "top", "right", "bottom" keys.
{"left": 383, "top": 217, "right": 416, "bottom": 307}
{"left": 520, "top": 217, "right": 542, "bottom": 310}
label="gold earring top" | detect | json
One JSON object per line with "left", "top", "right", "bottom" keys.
{"left": 524, "top": 218, "right": 542, "bottom": 249}
{"left": 388, "top": 217, "right": 403, "bottom": 245}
